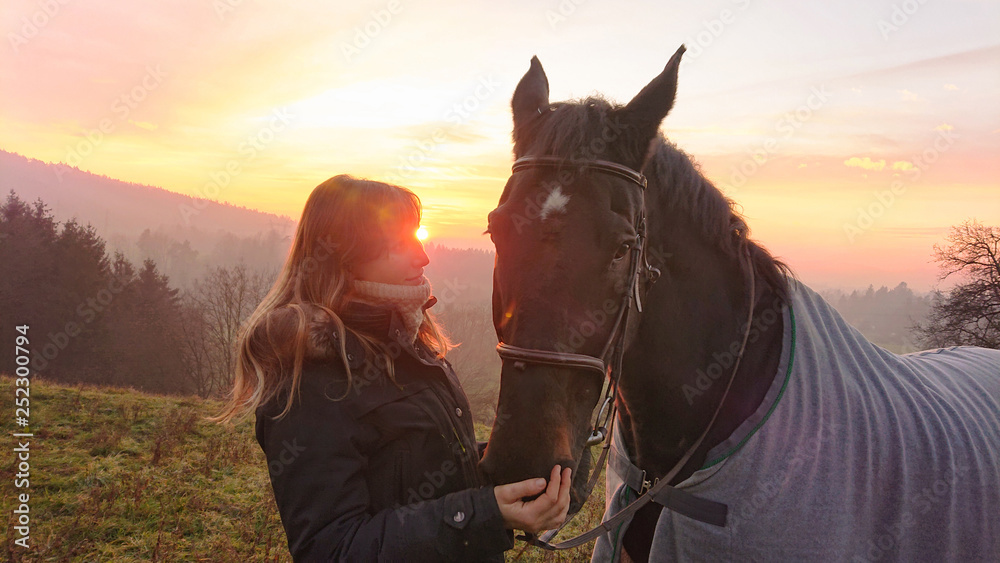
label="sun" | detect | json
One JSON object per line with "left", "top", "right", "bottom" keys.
{"left": 416, "top": 226, "right": 428, "bottom": 241}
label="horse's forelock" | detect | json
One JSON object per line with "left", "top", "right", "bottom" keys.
{"left": 514, "top": 96, "right": 641, "bottom": 165}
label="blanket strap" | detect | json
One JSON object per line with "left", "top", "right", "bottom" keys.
{"left": 609, "top": 443, "right": 728, "bottom": 527}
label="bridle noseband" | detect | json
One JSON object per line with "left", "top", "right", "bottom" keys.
{"left": 496, "top": 155, "right": 757, "bottom": 551}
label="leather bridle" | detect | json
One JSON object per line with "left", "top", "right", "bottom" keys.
{"left": 496, "top": 155, "right": 757, "bottom": 551}
{"left": 496, "top": 155, "right": 656, "bottom": 547}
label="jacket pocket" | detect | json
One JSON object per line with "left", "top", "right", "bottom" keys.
{"left": 343, "top": 378, "right": 430, "bottom": 419}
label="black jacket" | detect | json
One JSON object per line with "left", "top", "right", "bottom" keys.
{"left": 254, "top": 301, "right": 514, "bottom": 562}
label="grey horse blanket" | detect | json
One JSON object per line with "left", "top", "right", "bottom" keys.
{"left": 592, "top": 280, "right": 1000, "bottom": 562}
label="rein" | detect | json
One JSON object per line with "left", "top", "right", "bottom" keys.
{"left": 497, "top": 155, "right": 757, "bottom": 551}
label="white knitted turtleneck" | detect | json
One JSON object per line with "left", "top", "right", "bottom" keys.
{"left": 351, "top": 276, "right": 431, "bottom": 344}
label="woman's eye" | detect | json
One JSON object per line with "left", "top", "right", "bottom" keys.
{"left": 613, "top": 242, "right": 631, "bottom": 261}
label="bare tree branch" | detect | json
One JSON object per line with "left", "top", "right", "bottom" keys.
{"left": 181, "top": 264, "right": 276, "bottom": 397}
{"left": 915, "top": 220, "right": 1000, "bottom": 349}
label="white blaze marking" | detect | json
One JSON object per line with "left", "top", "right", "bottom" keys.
{"left": 539, "top": 186, "right": 570, "bottom": 220}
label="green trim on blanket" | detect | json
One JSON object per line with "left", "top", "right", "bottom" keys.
{"left": 699, "top": 303, "right": 797, "bottom": 470}
{"left": 611, "top": 486, "right": 632, "bottom": 562}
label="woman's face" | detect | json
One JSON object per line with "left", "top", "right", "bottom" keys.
{"left": 352, "top": 226, "right": 429, "bottom": 286}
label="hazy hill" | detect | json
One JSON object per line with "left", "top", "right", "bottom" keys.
{"left": 424, "top": 243, "right": 495, "bottom": 307}
{"left": 0, "top": 150, "right": 930, "bottom": 349}
{"left": 0, "top": 151, "right": 501, "bottom": 293}
{"left": 0, "top": 150, "right": 290, "bottom": 287}
{"left": 0, "top": 150, "right": 295, "bottom": 244}
{"left": 820, "top": 283, "right": 932, "bottom": 353}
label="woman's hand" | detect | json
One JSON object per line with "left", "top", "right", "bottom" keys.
{"left": 494, "top": 465, "right": 572, "bottom": 534}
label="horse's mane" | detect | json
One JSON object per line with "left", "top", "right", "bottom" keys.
{"left": 515, "top": 96, "right": 792, "bottom": 300}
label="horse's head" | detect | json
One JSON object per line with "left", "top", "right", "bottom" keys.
{"left": 479, "top": 46, "right": 686, "bottom": 514}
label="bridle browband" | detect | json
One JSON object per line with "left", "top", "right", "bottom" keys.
{"left": 511, "top": 156, "right": 648, "bottom": 189}
{"left": 497, "top": 155, "right": 757, "bottom": 551}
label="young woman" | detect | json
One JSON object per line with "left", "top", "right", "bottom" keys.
{"left": 216, "top": 175, "right": 571, "bottom": 562}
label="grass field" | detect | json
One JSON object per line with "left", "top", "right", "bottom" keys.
{"left": 0, "top": 376, "right": 605, "bottom": 562}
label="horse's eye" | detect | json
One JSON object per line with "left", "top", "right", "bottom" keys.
{"left": 613, "top": 242, "right": 631, "bottom": 261}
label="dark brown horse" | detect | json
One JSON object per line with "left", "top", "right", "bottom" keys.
{"left": 479, "top": 45, "right": 1000, "bottom": 563}
{"left": 478, "top": 45, "right": 791, "bottom": 560}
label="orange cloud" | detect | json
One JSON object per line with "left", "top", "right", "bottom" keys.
{"left": 128, "top": 120, "right": 158, "bottom": 131}
{"left": 844, "top": 157, "right": 886, "bottom": 171}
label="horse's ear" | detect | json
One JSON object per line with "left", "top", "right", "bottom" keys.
{"left": 512, "top": 56, "right": 550, "bottom": 135}
{"left": 622, "top": 45, "right": 685, "bottom": 146}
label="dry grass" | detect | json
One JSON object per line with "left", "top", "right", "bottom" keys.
{"left": 1, "top": 376, "right": 287, "bottom": 562}
{"left": 0, "top": 376, "right": 605, "bottom": 562}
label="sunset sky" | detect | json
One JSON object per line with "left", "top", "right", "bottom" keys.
{"left": 2, "top": 0, "right": 998, "bottom": 291}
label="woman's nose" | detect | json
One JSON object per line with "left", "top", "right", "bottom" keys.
{"left": 413, "top": 242, "right": 429, "bottom": 267}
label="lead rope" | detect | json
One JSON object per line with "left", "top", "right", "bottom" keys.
{"left": 520, "top": 249, "right": 757, "bottom": 551}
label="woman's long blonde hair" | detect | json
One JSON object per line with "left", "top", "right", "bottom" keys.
{"left": 214, "top": 175, "right": 450, "bottom": 423}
